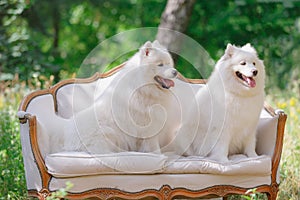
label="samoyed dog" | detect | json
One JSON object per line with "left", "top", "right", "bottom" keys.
{"left": 63, "top": 40, "right": 179, "bottom": 154}
{"left": 173, "top": 43, "right": 265, "bottom": 162}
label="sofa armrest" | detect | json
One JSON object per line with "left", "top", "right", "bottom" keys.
{"left": 257, "top": 104, "right": 287, "bottom": 184}
{"left": 18, "top": 112, "right": 52, "bottom": 191}
{"left": 271, "top": 110, "right": 287, "bottom": 184}
{"left": 262, "top": 105, "right": 287, "bottom": 166}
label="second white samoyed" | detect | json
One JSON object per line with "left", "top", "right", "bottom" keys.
{"left": 173, "top": 43, "right": 265, "bottom": 162}
{"left": 63, "top": 40, "right": 179, "bottom": 154}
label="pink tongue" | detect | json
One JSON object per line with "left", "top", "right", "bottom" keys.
{"left": 162, "top": 78, "right": 174, "bottom": 88}
{"left": 246, "top": 77, "right": 256, "bottom": 88}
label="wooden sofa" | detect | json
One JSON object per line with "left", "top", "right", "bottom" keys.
{"left": 18, "top": 64, "right": 287, "bottom": 200}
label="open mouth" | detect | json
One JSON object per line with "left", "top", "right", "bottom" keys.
{"left": 235, "top": 71, "right": 256, "bottom": 88}
{"left": 154, "top": 75, "right": 175, "bottom": 89}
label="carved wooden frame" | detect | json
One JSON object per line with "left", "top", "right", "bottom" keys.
{"left": 19, "top": 64, "right": 287, "bottom": 200}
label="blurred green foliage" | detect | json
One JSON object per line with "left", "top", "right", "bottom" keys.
{"left": 1, "top": 0, "right": 299, "bottom": 89}
{"left": 0, "top": 1, "right": 300, "bottom": 199}
{"left": 188, "top": 0, "right": 300, "bottom": 91}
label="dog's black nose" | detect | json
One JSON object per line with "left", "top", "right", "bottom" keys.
{"left": 172, "top": 69, "right": 178, "bottom": 77}
{"left": 252, "top": 69, "right": 258, "bottom": 76}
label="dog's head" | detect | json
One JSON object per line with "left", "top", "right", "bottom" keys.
{"left": 218, "top": 43, "right": 265, "bottom": 95}
{"left": 138, "top": 40, "right": 178, "bottom": 89}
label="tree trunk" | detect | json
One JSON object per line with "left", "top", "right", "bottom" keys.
{"left": 52, "top": 1, "right": 61, "bottom": 82}
{"left": 156, "top": 0, "right": 196, "bottom": 62}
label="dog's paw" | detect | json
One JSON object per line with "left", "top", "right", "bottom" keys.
{"left": 245, "top": 151, "right": 258, "bottom": 158}
{"left": 208, "top": 154, "right": 229, "bottom": 163}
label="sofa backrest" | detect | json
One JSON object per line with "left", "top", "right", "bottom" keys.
{"left": 55, "top": 75, "right": 116, "bottom": 118}
{"left": 20, "top": 65, "right": 279, "bottom": 158}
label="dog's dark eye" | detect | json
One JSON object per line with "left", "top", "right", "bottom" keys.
{"left": 158, "top": 63, "right": 163, "bottom": 67}
{"left": 240, "top": 61, "right": 246, "bottom": 65}
{"left": 253, "top": 62, "right": 256, "bottom": 66}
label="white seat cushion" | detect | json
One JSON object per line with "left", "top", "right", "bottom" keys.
{"left": 165, "top": 154, "right": 271, "bottom": 175}
{"left": 45, "top": 151, "right": 271, "bottom": 178}
{"left": 45, "top": 151, "right": 168, "bottom": 177}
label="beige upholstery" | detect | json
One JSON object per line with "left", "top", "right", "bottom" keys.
{"left": 46, "top": 152, "right": 271, "bottom": 178}
{"left": 46, "top": 152, "right": 168, "bottom": 177}
{"left": 49, "top": 174, "right": 272, "bottom": 194}
{"left": 18, "top": 67, "right": 287, "bottom": 199}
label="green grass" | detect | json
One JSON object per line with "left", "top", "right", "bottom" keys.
{"left": 0, "top": 80, "right": 28, "bottom": 199}
{"left": 272, "top": 95, "right": 300, "bottom": 199}
{"left": 0, "top": 76, "right": 54, "bottom": 200}
{"left": 0, "top": 77, "right": 299, "bottom": 199}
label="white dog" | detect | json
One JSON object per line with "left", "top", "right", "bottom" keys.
{"left": 63, "top": 40, "right": 179, "bottom": 154}
{"left": 173, "top": 43, "right": 265, "bottom": 162}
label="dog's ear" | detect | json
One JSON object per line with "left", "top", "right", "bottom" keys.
{"left": 140, "top": 41, "right": 153, "bottom": 57}
{"left": 223, "top": 43, "right": 236, "bottom": 59}
{"left": 152, "top": 40, "right": 162, "bottom": 48}
{"left": 241, "top": 43, "right": 257, "bottom": 55}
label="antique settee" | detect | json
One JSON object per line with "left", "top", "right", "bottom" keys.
{"left": 18, "top": 64, "right": 287, "bottom": 200}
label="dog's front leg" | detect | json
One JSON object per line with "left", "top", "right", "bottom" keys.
{"left": 243, "top": 132, "right": 258, "bottom": 157}
{"left": 139, "top": 138, "right": 161, "bottom": 154}
{"left": 208, "top": 149, "right": 229, "bottom": 163}
{"left": 207, "top": 135, "right": 230, "bottom": 162}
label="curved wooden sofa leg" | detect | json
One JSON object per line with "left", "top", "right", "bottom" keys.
{"left": 266, "top": 183, "right": 279, "bottom": 200}
{"left": 267, "top": 192, "right": 278, "bottom": 200}
{"left": 28, "top": 189, "right": 50, "bottom": 200}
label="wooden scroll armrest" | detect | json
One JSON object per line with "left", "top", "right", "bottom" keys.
{"left": 263, "top": 103, "right": 288, "bottom": 183}
{"left": 17, "top": 111, "right": 32, "bottom": 124}
{"left": 18, "top": 112, "right": 52, "bottom": 189}
{"left": 271, "top": 110, "right": 287, "bottom": 183}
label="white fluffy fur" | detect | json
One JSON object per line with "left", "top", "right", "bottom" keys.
{"left": 173, "top": 43, "right": 265, "bottom": 162}
{"left": 63, "top": 41, "right": 179, "bottom": 154}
